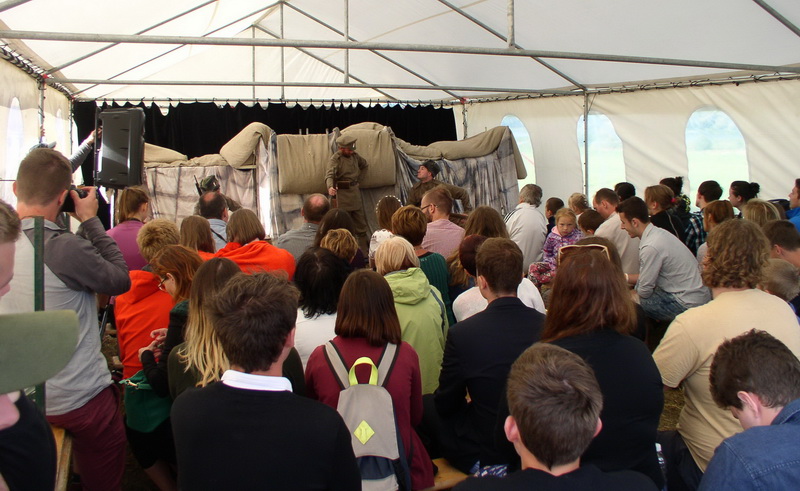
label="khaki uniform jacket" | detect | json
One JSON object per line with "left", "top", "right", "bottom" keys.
{"left": 325, "top": 151, "right": 367, "bottom": 211}
{"left": 407, "top": 179, "right": 472, "bottom": 212}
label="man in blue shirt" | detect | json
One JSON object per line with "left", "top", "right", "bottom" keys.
{"left": 699, "top": 330, "right": 800, "bottom": 490}
{"left": 787, "top": 178, "right": 800, "bottom": 233}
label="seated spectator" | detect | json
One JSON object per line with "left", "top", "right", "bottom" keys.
{"left": 618, "top": 197, "right": 709, "bottom": 321}
{"left": 763, "top": 219, "right": 800, "bottom": 268}
{"left": 645, "top": 184, "right": 685, "bottom": 241}
{"left": 542, "top": 245, "right": 664, "bottom": 487}
{"left": 107, "top": 185, "right": 150, "bottom": 270}
{"left": 742, "top": 198, "right": 782, "bottom": 228}
{"left": 544, "top": 197, "right": 564, "bottom": 232}
{"left": 447, "top": 205, "right": 509, "bottom": 310}
{"left": 421, "top": 186, "right": 465, "bottom": 258}
{"left": 455, "top": 344, "right": 657, "bottom": 491}
{"left": 660, "top": 176, "right": 692, "bottom": 224}
{"left": 699, "top": 330, "right": 800, "bottom": 490}
{"left": 787, "top": 178, "right": 800, "bottom": 232}
{"left": 274, "top": 193, "right": 330, "bottom": 262}
{"left": 684, "top": 180, "right": 722, "bottom": 255}
{"left": 167, "top": 258, "right": 240, "bottom": 398}
{"left": 594, "top": 188, "right": 640, "bottom": 275}
{"left": 696, "top": 200, "right": 735, "bottom": 267}
{"left": 179, "top": 215, "right": 215, "bottom": 256}
{"left": 314, "top": 208, "right": 367, "bottom": 269}
{"left": 452, "top": 234, "right": 545, "bottom": 322}
{"left": 169, "top": 258, "right": 305, "bottom": 399}
{"left": 139, "top": 245, "right": 203, "bottom": 397}
{"left": 653, "top": 219, "right": 800, "bottom": 491}
{"left": 305, "top": 270, "right": 435, "bottom": 489}
{"left": 569, "top": 192, "right": 591, "bottom": 218}
{"left": 542, "top": 208, "right": 584, "bottom": 271}
{"left": 172, "top": 273, "right": 360, "bottom": 489}
{"left": 577, "top": 209, "right": 603, "bottom": 236}
{"left": 505, "top": 184, "right": 548, "bottom": 269}
{"left": 392, "top": 205, "right": 453, "bottom": 324}
{"left": 198, "top": 191, "right": 229, "bottom": 251}
{"left": 376, "top": 236, "right": 447, "bottom": 394}
{"left": 369, "top": 195, "right": 401, "bottom": 267}
{"left": 293, "top": 247, "right": 351, "bottom": 368}
{"left": 615, "top": 181, "right": 636, "bottom": 201}
{"left": 433, "top": 238, "right": 545, "bottom": 473}
{"left": 216, "top": 209, "right": 296, "bottom": 278}
{"left": 728, "top": 180, "right": 760, "bottom": 215}
{"left": 114, "top": 219, "right": 181, "bottom": 488}
{"left": 320, "top": 228, "right": 359, "bottom": 264}
{"left": 762, "top": 258, "right": 800, "bottom": 323}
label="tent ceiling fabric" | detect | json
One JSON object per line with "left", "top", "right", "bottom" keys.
{"left": 1, "top": 0, "right": 799, "bottom": 103}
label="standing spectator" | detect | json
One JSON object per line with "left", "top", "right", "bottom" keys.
{"left": 274, "top": 193, "right": 330, "bottom": 262}
{"left": 107, "top": 186, "right": 150, "bottom": 270}
{"left": 684, "top": 180, "right": 722, "bottom": 255}
{"left": 305, "top": 270, "right": 435, "bottom": 489}
{"left": 198, "top": 191, "right": 229, "bottom": 251}
{"left": 593, "top": 188, "right": 640, "bottom": 275}
{"left": 653, "top": 219, "right": 800, "bottom": 491}
{"left": 504, "top": 184, "right": 548, "bottom": 268}
{"left": 699, "top": 331, "right": 800, "bottom": 490}
{"left": 172, "top": 273, "right": 360, "bottom": 490}
{"left": 0, "top": 148, "right": 131, "bottom": 490}
{"left": 376, "top": 237, "right": 447, "bottom": 394}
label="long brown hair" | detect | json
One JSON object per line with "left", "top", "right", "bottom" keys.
{"left": 334, "top": 270, "right": 401, "bottom": 347}
{"left": 180, "top": 215, "right": 215, "bottom": 253}
{"left": 115, "top": 186, "right": 149, "bottom": 224}
{"left": 542, "top": 249, "right": 636, "bottom": 342}
{"left": 150, "top": 245, "right": 203, "bottom": 302}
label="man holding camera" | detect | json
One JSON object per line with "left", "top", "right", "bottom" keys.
{"left": 0, "top": 148, "right": 131, "bottom": 490}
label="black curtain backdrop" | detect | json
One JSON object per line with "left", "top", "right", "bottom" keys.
{"left": 73, "top": 101, "right": 457, "bottom": 185}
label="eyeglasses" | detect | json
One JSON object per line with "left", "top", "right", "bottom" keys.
{"left": 157, "top": 277, "right": 168, "bottom": 292}
{"left": 421, "top": 203, "right": 435, "bottom": 212}
{"left": 557, "top": 244, "right": 610, "bottom": 266}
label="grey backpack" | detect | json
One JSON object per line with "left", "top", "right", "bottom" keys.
{"left": 323, "top": 341, "right": 411, "bottom": 491}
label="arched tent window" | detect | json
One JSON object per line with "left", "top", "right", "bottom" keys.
{"left": 501, "top": 115, "right": 535, "bottom": 188}
{"left": 578, "top": 111, "right": 626, "bottom": 199}
{"left": 4, "top": 97, "right": 24, "bottom": 206}
{"left": 685, "top": 108, "right": 748, "bottom": 209}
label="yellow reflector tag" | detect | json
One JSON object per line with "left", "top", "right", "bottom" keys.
{"left": 354, "top": 420, "right": 375, "bottom": 445}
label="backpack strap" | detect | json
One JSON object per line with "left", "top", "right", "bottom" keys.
{"left": 376, "top": 343, "right": 399, "bottom": 387}
{"left": 430, "top": 287, "right": 447, "bottom": 333}
{"left": 323, "top": 341, "right": 351, "bottom": 390}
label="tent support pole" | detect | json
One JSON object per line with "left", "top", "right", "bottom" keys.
{"left": 583, "top": 92, "right": 589, "bottom": 198}
{"left": 37, "top": 78, "right": 45, "bottom": 143}
{"left": 0, "top": 0, "right": 30, "bottom": 13}
{"left": 507, "top": 0, "right": 514, "bottom": 48}
{"left": 462, "top": 99, "right": 468, "bottom": 138}
{"left": 752, "top": 0, "right": 800, "bottom": 38}
{"left": 7, "top": 30, "right": 794, "bottom": 74}
{"left": 280, "top": 2, "right": 285, "bottom": 100}
{"left": 344, "top": 0, "right": 350, "bottom": 84}
{"left": 252, "top": 27, "right": 257, "bottom": 101}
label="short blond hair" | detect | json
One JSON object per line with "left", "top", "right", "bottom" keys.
{"left": 320, "top": 228, "right": 359, "bottom": 262}
{"left": 375, "top": 236, "right": 419, "bottom": 275}
{"left": 554, "top": 207, "right": 577, "bottom": 224}
{"left": 742, "top": 199, "right": 781, "bottom": 229}
{"left": 137, "top": 219, "right": 180, "bottom": 263}
{"left": 762, "top": 259, "right": 800, "bottom": 302}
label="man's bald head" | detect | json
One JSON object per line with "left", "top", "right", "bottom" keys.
{"left": 302, "top": 194, "right": 331, "bottom": 224}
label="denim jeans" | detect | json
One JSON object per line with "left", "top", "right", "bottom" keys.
{"left": 640, "top": 287, "right": 688, "bottom": 322}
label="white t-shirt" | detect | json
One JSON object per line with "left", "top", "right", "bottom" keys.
{"left": 452, "top": 278, "right": 546, "bottom": 322}
{"left": 294, "top": 309, "right": 337, "bottom": 369}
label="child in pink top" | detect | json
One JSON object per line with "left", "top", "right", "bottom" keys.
{"left": 542, "top": 208, "right": 584, "bottom": 269}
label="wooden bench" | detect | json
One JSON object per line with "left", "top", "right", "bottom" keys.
{"left": 425, "top": 458, "right": 469, "bottom": 490}
{"left": 51, "top": 424, "right": 72, "bottom": 491}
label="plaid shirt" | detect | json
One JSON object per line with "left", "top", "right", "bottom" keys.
{"left": 684, "top": 211, "right": 706, "bottom": 255}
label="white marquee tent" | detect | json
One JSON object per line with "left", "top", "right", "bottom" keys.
{"left": 0, "top": 0, "right": 799, "bottom": 202}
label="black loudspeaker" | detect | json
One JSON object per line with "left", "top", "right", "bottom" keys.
{"left": 96, "top": 108, "right": 145, "bottom": 189}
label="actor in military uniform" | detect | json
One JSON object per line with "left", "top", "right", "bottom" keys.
{"left": 407, "top": 160, "right": 472, "bottom": 212}
{"left": 325, "top": 134, "right": 368, "bottom": 241}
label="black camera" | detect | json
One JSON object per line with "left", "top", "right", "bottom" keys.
{"left": 61, "top": 185, "right": 89, "bottom": 213}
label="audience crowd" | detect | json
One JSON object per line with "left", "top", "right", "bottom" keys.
{"left": 1, "top": 146, "right": 799, "bottom": 491}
